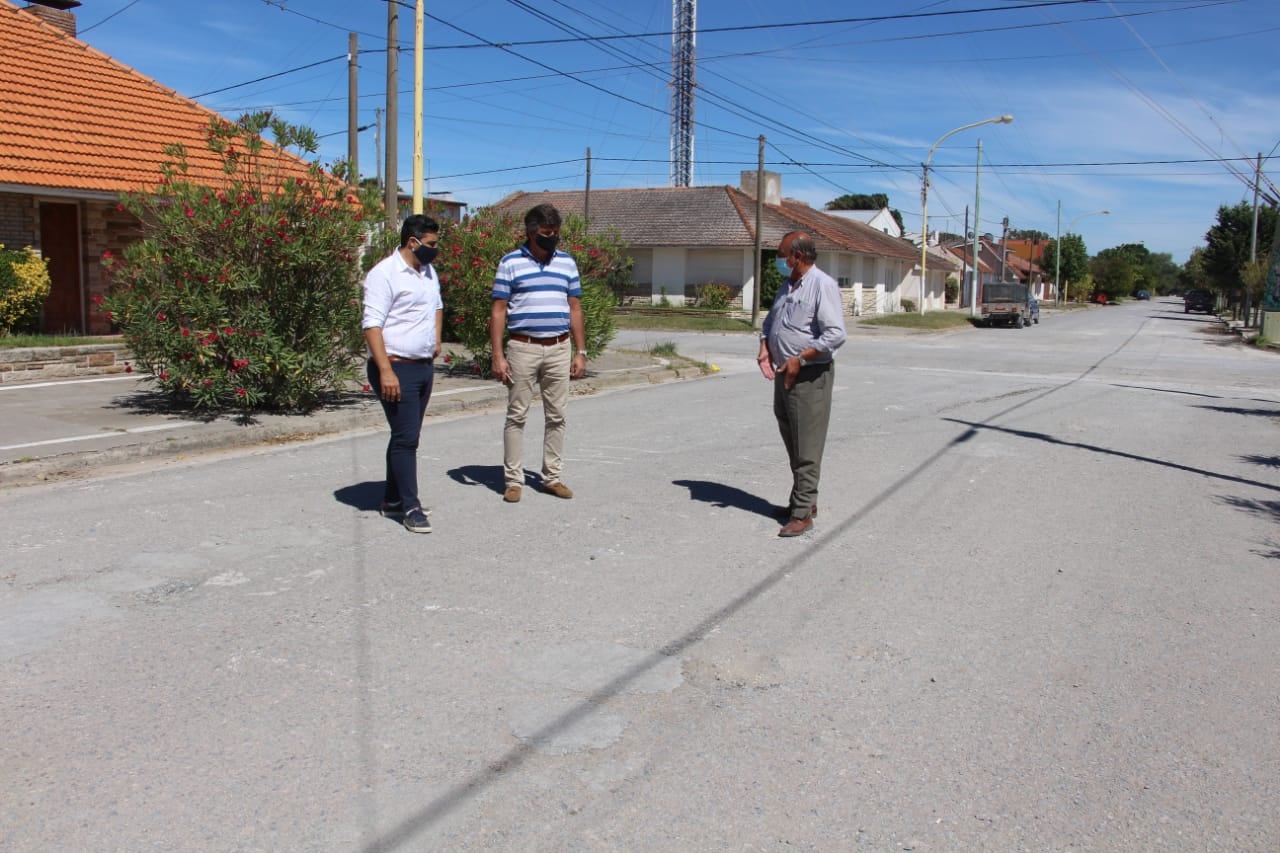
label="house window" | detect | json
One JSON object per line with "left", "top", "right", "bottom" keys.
{"left": 837, "top": 276, "right": 851, "bottom": 289}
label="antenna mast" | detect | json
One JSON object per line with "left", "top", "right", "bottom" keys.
{"left": 670, "top": 0, "right": 696, "bottom": 187}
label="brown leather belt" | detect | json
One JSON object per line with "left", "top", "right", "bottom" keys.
{"left": 387, "top": 355, "right": 432, "bottom": 364}
{"left": 508, "top": 332, "right": 569, "bottom": 345}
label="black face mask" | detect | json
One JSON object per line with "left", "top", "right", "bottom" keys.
{"left": 534, "top": 233, "right": 559, "bottom": 254}
{"left": 412, "top": 243, "right": 439, "bottom": 265}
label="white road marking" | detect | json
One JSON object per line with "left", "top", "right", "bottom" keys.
{"left": 0, "top": 420, "right": 202, "bottom": 451}
{"left": 0, "top": 375, "right": 138, "bottom": 392}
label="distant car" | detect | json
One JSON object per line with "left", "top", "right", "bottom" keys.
{"left": 1184, "top": 289, "right": 1215, "bottom": 313}
{"left": 1135, "top": 290, "right": 1150, "bottom": 300}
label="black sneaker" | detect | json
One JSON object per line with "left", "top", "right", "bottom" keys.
{"left": 403, "top": 508, "right": 432, "bottom": 534}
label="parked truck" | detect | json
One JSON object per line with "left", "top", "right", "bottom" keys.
{"left": 980, "top": 282, "right": 1037, "bottom": 328}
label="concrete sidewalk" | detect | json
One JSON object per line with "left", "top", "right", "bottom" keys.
{"left": 0, "top": 348, "right": 705, "bottom": 488}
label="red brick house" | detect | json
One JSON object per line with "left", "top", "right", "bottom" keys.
{"left": 0, "top": 0, "right": 315, "bottom": 334}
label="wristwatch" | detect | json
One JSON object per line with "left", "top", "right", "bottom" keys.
{"left": 797, "top": 355, "right": 809, "bottom": 367}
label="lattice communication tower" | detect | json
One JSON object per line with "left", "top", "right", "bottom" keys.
{"left": 670, "top": 0, "right": 696, "bottom": 187}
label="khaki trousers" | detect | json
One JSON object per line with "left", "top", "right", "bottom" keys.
{"left": 503, "top": 338, "right": 571, "bottom": 488}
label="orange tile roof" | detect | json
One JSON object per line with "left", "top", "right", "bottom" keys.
{"left": 0, "top": 0, "right": 314, "bottom": 195}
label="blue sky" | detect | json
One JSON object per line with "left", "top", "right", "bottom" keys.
{"left": 79, "top": 0, "right": 1279, "bottom": 263}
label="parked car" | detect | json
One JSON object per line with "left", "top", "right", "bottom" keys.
{"left": 980, "top": 282, "right": 1036, "bottom": 328}
{"left": 1184, "top": 289, "right": 1215, "bottom": 313}
{"left": 1135, "top": 290, "right": 1150, "bottom": 300}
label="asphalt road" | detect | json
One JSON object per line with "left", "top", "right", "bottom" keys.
{"left": 2, "top": 299, "right": 1277, "bottom": 850}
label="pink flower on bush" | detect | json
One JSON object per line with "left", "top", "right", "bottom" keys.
{"left": 124, "top": 362, "right": 131, "bottom": 373}
{"left": 181, "top": 327, "right": 189, "bottom": 337}
{"left": 184, "top": 205, "right": 194, "bottom": 218}
{"left": 224, "top": 327, "right": 235, "bottom": 335}
{"left": 160, "top": 372, "right": 170, "bottom": 380}
{"left": 157, "top": 312, "right": 167, "bottom": 321}
{"left": 236, "top": 388, "right": 246, "bottom": 398}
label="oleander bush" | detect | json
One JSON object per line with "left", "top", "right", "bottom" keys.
{"left": 99, "top": 112, "right": 371, "bottom": 412}
{"left": 432, "top": 209, "right": 630, "bottom": 377}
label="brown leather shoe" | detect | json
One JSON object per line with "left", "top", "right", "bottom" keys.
{"left": 777, "top": 515, "right": 813, "bottom": 537}
{"left": 543, "top": 481, "right": 574, "bottom": 499}
{"left": 503, "top": 485, "right": 522, "bottom": 503}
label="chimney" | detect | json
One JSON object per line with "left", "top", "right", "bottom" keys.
{"left": 21, "top": 1, "right": 80, "bottom": 37}
{"left": 740, "top": 170, "right": 781, "bottom": 206}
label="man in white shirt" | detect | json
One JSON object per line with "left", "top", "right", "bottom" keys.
{"left": 362, "top": 215, "right": 444, "bottom": 533}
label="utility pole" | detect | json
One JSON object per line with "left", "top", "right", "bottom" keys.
{"left": 752, "top": 134, "right": 764, "bottom": 326}
{"left": 969, "top": 139, "right": 983, "bottom": 316}
{"left": 584, "top": 147, "right": 591, "bottom": 224}
{"left": 962, "top": 205, "right": 969, "bottom": 307}
{"left": 1248, "top": 152, "right": 1261, "bottom": 326}
{"left": 412, "top": 0, "right": 424, "bottom": 215}
{"left": 347, "top": 33, "right": 358, "bottom": 183}
{"left": 384, "top": 1, "right": 399, "bottom": 227}
{"left": 999, "top": 216, "right": 1009, "bottom": 281}
{"left": 374, "top": 107, "right": 383, "bottom": 192}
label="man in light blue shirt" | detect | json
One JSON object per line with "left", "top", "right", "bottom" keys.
{"left": 758, "top": 231, "right": 847, "bottom": 537}
{"left": 490, "top": 203, "right": 587, "bottom": 503}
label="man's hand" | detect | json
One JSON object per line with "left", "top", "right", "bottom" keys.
{"left": 379, "top": 367, "right": 401, "bottom": 402}
{"left": 756, "top": 352, "right": 776, "bottom": 381}
{"left": 781, "top": 356, "right": 801, "bottom": 390}
{"left": 491, "top": 352, "right": 513, "bottom": 386}
{"left": 571, "top": 351, "right": 587, "bottom": 379}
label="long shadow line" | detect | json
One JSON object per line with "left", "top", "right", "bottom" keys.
{"left": 943, "top": 418, "right": 1280, "bottom": 494}
{"left": 361, "top": 316, "right": 1171, "bottom": 850}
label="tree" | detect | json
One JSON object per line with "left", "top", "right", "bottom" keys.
{"left": 100, "top": 112, "right": 368, "bottom": 412}
{"left": 1041, "top": 234, "right": 1089, "bottom": 299}
{"left": 825, "top": 193, "right": 889, "bottom": 211}
{"left": 1091, "top": 243, "right": 1153, "bottom": 298}
{"left": 1202, "top": 201, "right": 1277, "bottom": 301}
{"left": 1009, "top": 228, "right": 1049, "bottom": 241}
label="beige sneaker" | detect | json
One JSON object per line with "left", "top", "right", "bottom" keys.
{"left": 503, "top": 485, "right": 522, "bottom": 503}
{"left": 543, "top": 481, "right": 574, "bottom": 499}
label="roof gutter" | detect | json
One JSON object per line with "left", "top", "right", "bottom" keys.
{"left": 0, "top": 183, "right": 119, "bottom": 201}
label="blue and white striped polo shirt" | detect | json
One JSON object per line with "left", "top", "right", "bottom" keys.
{"left": 492, "top": 244, "right": 582, "bottom": 337}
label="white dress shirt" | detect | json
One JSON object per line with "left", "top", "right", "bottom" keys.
{"left": 361, "top": 250, "right": 442, "bottom": 359}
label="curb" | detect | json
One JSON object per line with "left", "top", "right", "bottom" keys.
{"left": 0, "top": 362, "right": 706, "bottom": 489}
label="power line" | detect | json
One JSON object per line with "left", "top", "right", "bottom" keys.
{"left": 407, "top": 0, "right": 1108, "bottom": 51}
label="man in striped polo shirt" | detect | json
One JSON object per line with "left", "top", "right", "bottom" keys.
{"left": 490, "top": 203, "right": 588, "bottom": 503}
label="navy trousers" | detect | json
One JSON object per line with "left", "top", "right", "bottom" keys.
{"left": 368, "top": 359, "right": 434, "bottom": 511}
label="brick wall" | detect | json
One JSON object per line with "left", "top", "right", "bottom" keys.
{"left": 0, "top": 192, "right": 37, "bottom": 249}
{"left": 83, "top": 200, "right": 142, "bottom": 334}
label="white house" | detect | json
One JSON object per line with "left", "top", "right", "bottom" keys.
{"left": 494, "top": 173, "right": 928, "bottom": 315}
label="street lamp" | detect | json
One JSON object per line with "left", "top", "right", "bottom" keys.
{"left": 1054, "top": 205, "right": 1110, "bottom": 304}
{"left": 919, "top": 114, "right": 1013, "bottom": 314}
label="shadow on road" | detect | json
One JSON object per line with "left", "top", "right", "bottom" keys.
{"left": 334, "top": 480, "right": 384, "bottom": 512}
{"left": 1196, "top": 405, "right": 1280, "bottom": 418}
{"left": 672, "top": 478, "right": 777, "bottom": 518}
{"left": 1240, "top": 455, "right": 1280, "bottom": 470}
{"left": 445, "top": 464, "right": 507, "bottom": 495}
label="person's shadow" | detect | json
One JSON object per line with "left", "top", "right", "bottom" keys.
{"left": 672, "top": 479, "right": 778, "bottom": 518}
{"left": 333, "top": 481, "right": 385, "bottom": 512}
{"left": 446, "top": 464, "right": 508, "bottom": 496}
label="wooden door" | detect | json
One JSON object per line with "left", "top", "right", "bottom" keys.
{"left": 38, "top": 202, "right": 83, "bottom": 333}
